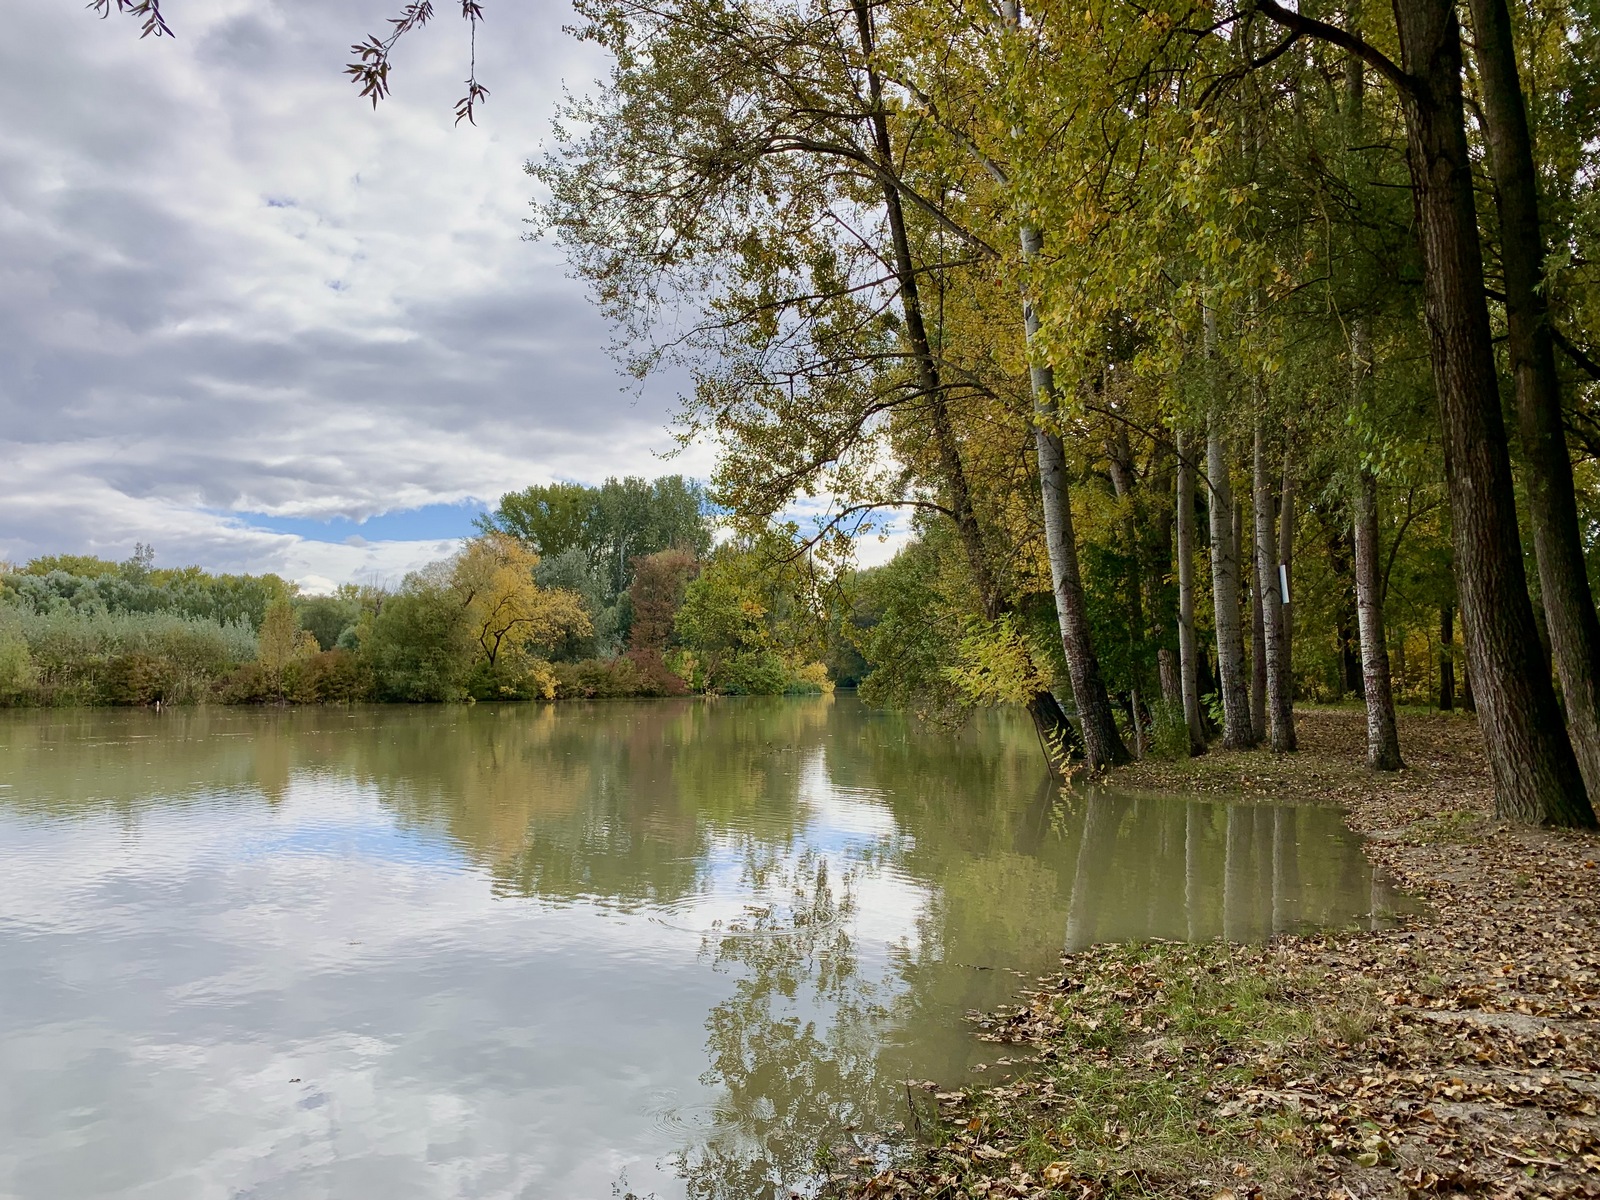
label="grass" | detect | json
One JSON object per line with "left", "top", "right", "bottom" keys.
{"left": 869, "top": 940, "right": 1386, "bottom": 1197}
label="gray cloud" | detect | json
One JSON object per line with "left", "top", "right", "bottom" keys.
{"left": 0, "top": 0, "right": 708, "bottom": 587}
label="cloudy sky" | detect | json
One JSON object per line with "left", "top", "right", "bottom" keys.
{"left": 1, "top": 0, "right": 742, "bottom": 592}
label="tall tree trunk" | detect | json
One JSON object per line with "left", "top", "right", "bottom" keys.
{"left": 1151, "top": 440, "right": 1182, "bottom": 705}
{"left": 1353, "top": 465, "right": 1404, "bottom": 770}
{"left": 1020, "top": 230, "right": 1130, "bottom": 771}
{"left": 1467, "top": 0, "right": 1600, "bottom": 807}
{"left": 1439, "top": 603, "right": 1456, "bottom": 711}
{"left": 1254, "top": 421, "right": 1296, "bottom": 751}
{"left": 1175, "top": 429, "right": 1208, "bottom": 754}
{"left": 852, "top": 0, "right": 1077, "bottom": 774}
{"left": 1107, "top": 428, "right": 1147, "bottom": 663}
{"left": 1108, "top": 426, "right": 1149, "bottom": 759}
{"left": 1279, "top": 450, "right": 1296, "bottom": 692}
{"left": 1207, "top": 415, "right": 1255, "bottom": 749}
{"left": 1388, "top": 1, "right": 1592, "bottom": 825}
{"left": 1250, "top": 527, "right": 1268, "bottom": 743}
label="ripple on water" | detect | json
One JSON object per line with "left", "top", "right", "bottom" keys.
{"left": 646, "top": 891, "right": 844, "bottom": 939}
{"left": 642, "top": 1088, "right": 724, "bottom": 1139}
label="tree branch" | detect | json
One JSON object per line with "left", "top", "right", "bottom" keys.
{"left": 1249, "top": 1, "right": 1413, "bottom": 96}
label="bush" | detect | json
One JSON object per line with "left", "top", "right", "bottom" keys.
{"left": 548, "top": 655, "right": 691, "bottom": 699}
{"left": 710, "top": 650, "right": 790, "bottom": 695}
{"left": 785, "top": 660, "right": 833, "bottom": 695}
{"left": 219, "top": 662, "right": 272, "bottom": 704}
{"left": 291, "top": 650, "right": 375, "bottom": 703}
{"left": 102, "top": 652, "right": 170, "bottom": 705}
{"left": 466, "top": 656, "right": 559, "bottom": 701}
{"left": 4, "top": 607, "right": 256, "bottom": 705}
{"left": 0, "top": 615, "right": 37, "bottom": 704}
{"left": 1148, "top": 698, "right": 1191, "bottom": 760}
{"left": 624, "top": 649, "right": 691, "bottom": 696}
{"left": 222, "top": 650, "right": 375, "bottom": 704}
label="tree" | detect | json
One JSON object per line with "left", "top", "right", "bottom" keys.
{"left": 534, "top": 0, "right": 1081, "bottom": 770}
{"left": 1174, "top": 429, "right": 1208, "bottom": 754}
{"left": 363, "top": 570, "right": 478, "bottom": 702}
{"left": 628, "top": 549, "right": 700, "bottom": 654}
{"left": 452, "top": 532, "right": 590, "bottom": 669}
{"left": 256, "top": 598, "right": 320, "bottom": 699}
{"left": 1465, "top": 0, "right": 1600, "bottom": 807}
{"left": 482, "top": 476, "right": 712, "bottom": 606}
{"left": 1252, "top": 418, "right": 1295, "bottom": 751}
{"left": 1254, "top": 0, "right": 1595, "bottom": 827}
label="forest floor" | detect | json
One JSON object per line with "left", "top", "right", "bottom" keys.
{"left": 825, "top": 707, "right": 1600, "bottom": 1199}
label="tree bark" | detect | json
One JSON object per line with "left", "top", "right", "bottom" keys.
{"left": 1108, "top": 426, "right": 1150, "bottom": 758}
{"left": 1207, "top": 415, "right": 1256, "bottom": 749}
{"left": 1466, "top": 0, "right": 1600, "bottom": 807}
{"left": 1150, "top": 441, "right": 1181, "bottom": 705}
{"left": 1279, "top": 450, "right": 1296, "bottom": 692}
{"left": 1254, "top": 420, "right": 1296, "bottom": 751}
{"left": 1033, "top": 389, "right": 1132, "bottom": 770}
{"left": 1175, "top": 429, "right": 1208, "bottom": 754}
{"left": 1250, "top": 524, "right": 1268, "bottom": 744}
{"left": 1255, "top": 0, "right": 1594, "bottom": 823}
{"left": 1388, "top": 1, "right": 1592, "bottom": 825}
{"left": 1353, "top": 464, "right": 1404, "bottom": 770}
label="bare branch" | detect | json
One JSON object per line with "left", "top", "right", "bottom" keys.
{"left": 345, "top": 1, "right": 490, "bottom": 121}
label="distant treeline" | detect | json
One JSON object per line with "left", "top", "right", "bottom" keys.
{"left": 0, "top": 478, "right": 860, "bottom": 707}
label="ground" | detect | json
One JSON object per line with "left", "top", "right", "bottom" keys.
{"left": 826, "top": 708, "right": 1600, "bottom": 1199}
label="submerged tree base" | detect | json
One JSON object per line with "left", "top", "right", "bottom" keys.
{"left": 822, "top": 709, "right": 1600, "bottom": 1199}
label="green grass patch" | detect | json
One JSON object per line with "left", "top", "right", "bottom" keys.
{"left": 854, "top": 940, "right": 1381, "bottom": 1198}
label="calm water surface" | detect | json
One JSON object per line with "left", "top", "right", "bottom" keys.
{"left": 0, "top": 697, "right": 1401, "bottom": 1200}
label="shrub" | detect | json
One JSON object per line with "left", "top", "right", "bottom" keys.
{"left": 466, "top": 656, "right": 560, "bottom": 701}
{"left": 4, "top": 607, "right": 256, "bottom": 706}
{"left": 785, "top": 660, "right": 833, "bottom": 695}
{"left": 102, "top": 652, "right": 170, "bottom": 705}
{"left": 1148, "top": 697, "right": 1191, "bottom": 760}
{"left": 552, "top": 656, "right": 637, "bottom": 699}
{"left": 624, "top": 649, "right": 691, "bottom": 696}
{"left": 710, "top": 650, "right": 790, "bottom": 695}
{"left": 219, "top": 662, "right": 272, "bottom": 704}
{"left": 0, "top": 615, "right": 36, "bottom": 704}
{"left": 289, "top": 650, "right": 375, "bottom": 703}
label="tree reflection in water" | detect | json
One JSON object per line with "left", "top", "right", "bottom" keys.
{"left": 674, "top": 850, "right": 884, "bottom": 1200}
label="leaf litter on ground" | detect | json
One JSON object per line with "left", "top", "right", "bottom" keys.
{"left": 821, "top": 709, "right": 1600, "bottom": 1200}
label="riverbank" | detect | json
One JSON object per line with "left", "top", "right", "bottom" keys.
{"left": 828, "top": 708, "right": 1600, "bottom": 1198}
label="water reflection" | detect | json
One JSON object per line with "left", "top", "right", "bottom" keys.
{"left": 0, "top": 699, "right": 1403, "bottom": 1200}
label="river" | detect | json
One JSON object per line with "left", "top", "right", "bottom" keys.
{"left": 0, "top": 696, "right": 1402, "bottom": 1199}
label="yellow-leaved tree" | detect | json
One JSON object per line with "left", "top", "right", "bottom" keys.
{"left": 451, "top": 532, "right": 591, "bottom": 698}
{"left": 256, "top": 598, "right": 320, "bottom": 699}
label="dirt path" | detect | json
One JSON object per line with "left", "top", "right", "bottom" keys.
{"left": 830, "top": 709, "right": 1600, "bottom": 1199}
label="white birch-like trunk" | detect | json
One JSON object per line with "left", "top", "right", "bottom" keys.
{"left": 1208, "top": 417, "right": 1255, "bottom": 749}
{"left": 1254, "top": 420, "right": 1296, "bottom": 751}
{"left": 1175, "top": 429, "right": 1207, "bottom": 754}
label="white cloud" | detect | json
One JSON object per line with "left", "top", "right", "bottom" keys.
{"left": 0, "top": 0, "right": 720, "bottom": 586}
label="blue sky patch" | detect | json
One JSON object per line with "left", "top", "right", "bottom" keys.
{"left": 231, "top": 500, "right": 490, "bottom": 545}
